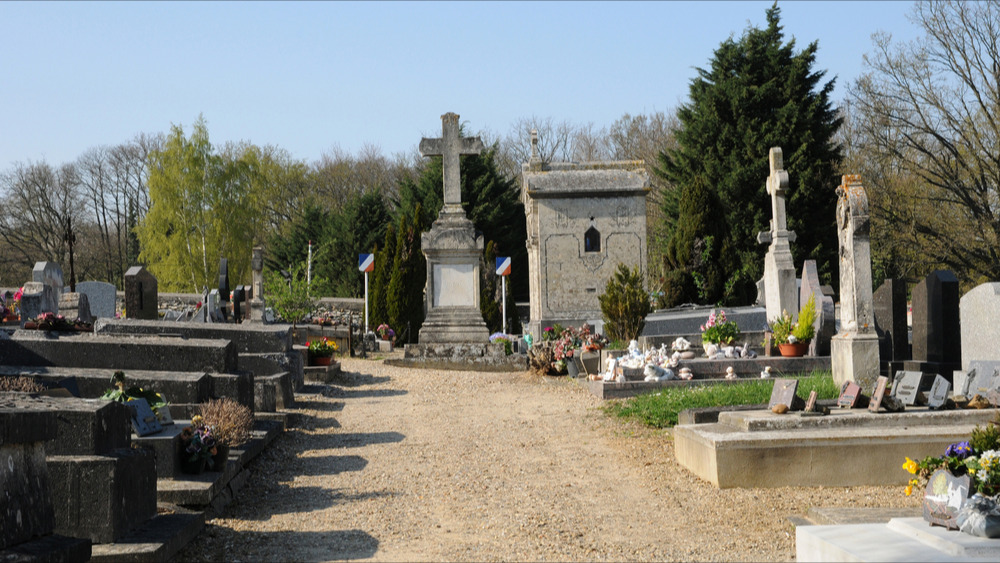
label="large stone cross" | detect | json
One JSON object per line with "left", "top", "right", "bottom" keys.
{"left": 419, "top": 112, "right": 484, "bottom": 208}
{"left": 767, "top": 147, "right": 790, "bottom": 234}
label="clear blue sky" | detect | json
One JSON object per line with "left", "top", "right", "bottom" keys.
{"left": 1, "top": 1, "right": 921, "bottom": 171}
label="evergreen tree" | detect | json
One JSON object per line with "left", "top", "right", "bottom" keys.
{"left": 480, "top": 241, "right": 502, "bottom": 333}
{"left": 403, "top": 204, "right": 426, "bottom": 342}
{"left": 655, "top": 3, "right": 842, "bottom": 304}
{"left": 386, "top": 212, "right": 411, "bottom": 340}
{"left": 369, "top": 222, "right": 395, "bottom": 331}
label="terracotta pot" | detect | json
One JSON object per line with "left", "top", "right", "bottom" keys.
{"left": 778, "top": 342, "right": 809, "bottom": 357}
{"left": 311, "top": 355, "right": 333, "bottom": 366}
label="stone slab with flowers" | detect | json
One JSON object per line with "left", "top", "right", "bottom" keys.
{"left": 376, "top": 323, "right": 395, "bottom": 352}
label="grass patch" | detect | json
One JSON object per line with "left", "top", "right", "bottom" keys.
{"left": 601, "top": 370, "right": 840, "bottom": 428}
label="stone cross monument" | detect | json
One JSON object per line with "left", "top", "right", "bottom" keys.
{"left": 416, "top": 112, "right": 490, "bottom": 344}
{"left": 830, "top": 175, "right": 880, "bottom": 389}
{"left": 756, "top": 147, "right": 798, "bottom": 323}
{"left": 248, "top": 246, "right": 265, "bottom": 322}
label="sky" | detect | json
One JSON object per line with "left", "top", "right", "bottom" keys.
{"left": 0, "top": 1, "right": 923, "bottom": 171}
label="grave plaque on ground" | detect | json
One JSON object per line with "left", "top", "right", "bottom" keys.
{"left": 805, "top": 390, "right": 818, "bottom": 411}
{"left": 76, "top": 281, "right": 116, "bottom": 319}
{"left": 769, "top": 378, "right": 800, "bottom": 411}
{"left": 869, "top": 375, "right": 889, "bottom": 413}
{"left": 124, "top": 266, "right": 157, "bottom": 320}
{"left": 837, "top": 381, "right": 867, "bottom": 409}
{"left": 927, "top": 375, "right": 951, "bottom": 409}
{"left": 923, "top": 469, "right": 970, "bottom": 530}
{"left": 967, "top": 361, "right": 1000, "bottom": 397}
{"left": 124, "top": 398, "right": 162, "bottom": 436}
{"left": 892, "top": 371, "right": 925, "bottom": 406}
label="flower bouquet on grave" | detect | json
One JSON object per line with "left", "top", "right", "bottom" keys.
{"left": 179, "top": 415, "right": 219, "bottom": 474}
{"left": 700, "top": 309, "right": 741, "bottom": 356}
{"left": 0, "top": 287, "right": 22, "bottom": 322}
{"left": 376, "top": 323, "right": 395, "bottom": 342}
{"left": 306, "top": 337, "right": 338, "bottom": 365}
{"left": 489, "top": 332, "right": 513, "bottom": 355}
{"left": 199, "top": 398, "right": 253, "bottom": 470}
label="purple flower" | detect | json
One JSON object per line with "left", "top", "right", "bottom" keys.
{"left": 945, "top": 441, "right": 973, "bottom": 459}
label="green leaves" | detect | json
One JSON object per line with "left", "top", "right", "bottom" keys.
{"left": 599, "top": 263, "right": 651, "bottom": 343}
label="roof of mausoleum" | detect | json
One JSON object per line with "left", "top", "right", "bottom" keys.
{"left": 522, "top": 160, "right": 649, "bottom": 198}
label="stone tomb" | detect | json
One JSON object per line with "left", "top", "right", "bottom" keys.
{"left": 522, "top": 129, "right": 649, "bottom": 337}
{"left": 76, "top": 280, "right": 117, "bottom": 319}
{"left": 124, "top": 265, "right": 158, "bottom": 320}
{"left": 0, "top": 400, "right": 92, "bottom": 560}
{"left": 904, "top": 270, "right": 961, "bottom": 379}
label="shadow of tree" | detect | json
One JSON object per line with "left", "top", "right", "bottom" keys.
{"left": 325, "top": 388, "right": 408, "bottom": 399}
{"left": 177, "top": 526, "right": 379, "bottom": 561}
{"left": 227, "top": 484, "right": 393, "bottom": 520}
{"left": 291, "top": 454, "right": 367, "bottom": 476}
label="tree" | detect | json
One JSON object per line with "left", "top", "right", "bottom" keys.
{"left": 847, "top": 0, "right": 1000, "bottom": 289}
{"left": 655, "top": 3, "right": 842, "bottom": 305}
{"left": 599, "top": 264, "right": 650, "bottom": 344}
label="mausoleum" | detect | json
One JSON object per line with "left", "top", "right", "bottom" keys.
{"left": 521, "top": 131, "right": 650, "bottom": 338}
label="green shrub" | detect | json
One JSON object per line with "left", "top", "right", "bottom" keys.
{"left": 599, "top": 263, "right": 650, "bottom": 343}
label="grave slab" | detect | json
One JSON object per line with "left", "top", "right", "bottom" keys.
{"left": 797, "top": 517, "right": 1000, "bottom": 562}
{"left": 0, "top": 402, "right": 58, "bottom": 549}
{"left": 0, "top": 534, "right": 92, "bottom": 563}
{"left": 124, "top": 266, "right": 158, "bottom": 320}
{"left": 93, "top": 318, "right": 292, "bottom": 353}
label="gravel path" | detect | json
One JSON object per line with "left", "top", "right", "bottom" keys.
{"left": 175, "top": 356, "right": 919, "bottom": 562}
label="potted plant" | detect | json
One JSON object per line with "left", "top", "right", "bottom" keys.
{"left": 376, "top": 323, "right": 395, "bottom": 349}
{"left": 306, "top": 337, "right": 338, "bottom": 366}
{"left": 178, "top": 415, "right": 218, "bottom": 474}
{"left": 770, "top": 294, "right": 817, "bottom": 357}
{"left": 700, "top": 309, "right": 741, "bottom": 356}
{"left": 489, "top": 332, "right": 513, "bottom": 355}
{"left": 199, "top": 398, "right": 253, "bottom": 471}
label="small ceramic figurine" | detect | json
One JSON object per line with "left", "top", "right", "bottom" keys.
{"left": 704, "top": 343, "right": 719, "bottom": 358}
{"left": 678, "top": 367, "right": 693, "bottom": 380}
{"left": 725, "top": 366, "right": 738, "bottom": 380}
{"left": 760, "top": 366, "right": 772, "bottom": 379}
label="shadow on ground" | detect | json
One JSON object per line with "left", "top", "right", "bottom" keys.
{"left": 187, "top": 526, "right": 380, "bottom": 561}
{"left": 232, "top": 485, "right": 395, "bottom": 520}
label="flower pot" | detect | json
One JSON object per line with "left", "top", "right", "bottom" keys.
{"left": 212, "top": 444, "right": 230, "bottom": 471}
{"left": 566, "top": 358, "right": 580, "bottom": 378}
{"left": 311, "top": 355, "right": 332, "bottom": 366}
{"left": 179, "top": 455, "right": 207, "bottom": 475}
{"left": 778, "top": 342, "right": 809, "bottom": 357}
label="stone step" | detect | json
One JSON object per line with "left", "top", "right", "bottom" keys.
{"left": 796, "top": 517, "right": 1000, "bottom": 562}
{"left": 89, "top": 504, "right": 204, "bottom": 563}
{"left": 674, "top": 409, "right": 988, "bottom": 488}
{"left": 304, "top": 361, "right": 342, "bottom": 383}
{"left": 0, "top": 534, "right": 92, "bottom": 562}
{"left": 93, "top": 318, "right": 292, "bottom": 354}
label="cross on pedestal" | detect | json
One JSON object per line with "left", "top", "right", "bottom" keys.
{"left": 419, "top": 112, "right": 484, "bottom": 209}
{"left": 757, "top": 147, "right": 796, "bottom": 245}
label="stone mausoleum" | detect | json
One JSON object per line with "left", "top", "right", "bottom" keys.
{"left": 521, "top": 131, "right": 650, "bottom": 338}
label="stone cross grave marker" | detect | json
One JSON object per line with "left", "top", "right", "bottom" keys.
{"left": 757, "top": 147, "right": 798, "bottom": 323}
{"left": 124, "top": 266, "right": 158, "bottom": 320}
{"left": 927, "top": 375, "right": 951, "bottom": 409}
{"left": 76, "top": 281, "right": 116, "bottom": 319}
{"left": 419, "top": 112, "right": 485, "bottom": 212}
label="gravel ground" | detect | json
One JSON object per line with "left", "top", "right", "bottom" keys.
{"left": 174, "top": 355, "right": 920, "bottom": 562}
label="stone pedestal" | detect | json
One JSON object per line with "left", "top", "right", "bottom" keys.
{"left": 418, "top": 209, "right": 489, "bottom": 344}
{"left": 831, "top": 332, "right": 880, "bottom": 390}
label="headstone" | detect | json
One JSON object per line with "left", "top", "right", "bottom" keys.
{"left": 873, "top": 279, "right": 910, "bottom": 375}
{"left": 249, "top": 246, "right": 265, "bottom": 322}
{"left": 124, "top": 266, "right": 157, "bottom": 320}
{"left": 32, "top": 261, "right": 64, "bottom": 295}
{"left": 868, "top": 375, "right": 889, "bottom": 412}
{"left": 905, "top": 270, "right": 961, "bottom": 378}
{"left": 891, "top": 370, "right": 926, "bottom": 406}
{"left": 18, "top": 282, "right": 47, "bottom": 326}
{"left": 923, "top": 469, "right": 970, "bottom": 530}
{"left": 57, "top": 292, "right": 93, "bottom": 323}
{"left": 756, "top": 147, "right": 798, "bottom": 323}
{"left": 207, "top": 289, "right": 221, "bottom": 322}
{"left": 959, "top": 282, "right": 1000, "bottom": 371}
{"left": 768, "top": 378, "right": 800, "bottom": 411}
{"left": 76, "top": 281, "right": 116, "bottom": 319}
{"left": 417, "top": 112, "right": 490, "bottom": 343}
{"left": 927, "top": 375, "right": 951, "bottom": 409}
{"left": 799, "top": 260, "right": 835, "bottom": 356}
{"left": 218, "top": 258, "right": 230, "bottom": 303}
{"left": 0, "top": 403, "right": 58, "bottom": 549}
{"left": 232, "top": 285, "right": 245, "bottom": 323}
{"left": 830, "top": 175, "right": 880, "bottom": 389}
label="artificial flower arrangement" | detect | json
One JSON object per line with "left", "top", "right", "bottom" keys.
{"left": 0, "top": 287, "right": 22, "bottom": 321}
{"left": 306, "top": 337, "right": 338, "bottom": 358}
{"left": 376, "top": 323, "right": 395, "bottom": 341}
{"left": 903, "top": 414, "right": 1000, "bottom": 498}
{"left": 180, "top": 414, "right": 220, "bottom": 472}
{"left": 700, "top": 309, "right": 741, "bottom": 345}
{"left": 489, "top": 332, "right": 513, "bottom": 355}
{"left": 24, "top": 311, "right": 92, "bottom": 332}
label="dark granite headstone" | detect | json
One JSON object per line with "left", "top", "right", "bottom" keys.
{"left": 218, "top": 258, "right": 230, "bottom": 302}
{"left": 874, "top": 279, "right": 909, "bottom": 375}
{"left": 769, "top": 378, "right": 801, "bottom": 411}
{"left": 923, "top": 469, "right": 970, "bottom": 530}
{"left": 906, "top": 270, "right": 961, "bottom": 377}
{"left": 124, "top": 266, "right": 157, "bottom": 320}
{"left": 869, "top": 375, "right": 889, "bottom": 412}
{"left": 232, "top": 285, "right": 245, "bottom": 323}
{"left": 892, "top": 371, "right": 925, "bottom": 406}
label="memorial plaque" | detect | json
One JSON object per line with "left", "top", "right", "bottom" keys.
{"left": 968, "top": 363, "right": 1000, "bottom": 397}
{"left": 892, "top": 371, "right": 924, "bottom": 406}
{"left": 804, "top": 390, "right": 818, "bottom": 412}
{"left": 869, "top": 376, "right": 889, "bottom": 413}
{"left": 433, "top": 263, "right": 476, "bottom": 307}
{"left": 922, "top": 469, "right": 970, "bottom": 530}
{"left": 927, "top": 375, "right": 951, "bottom": 409}
{"left": 768, "top": 378, "right": 799, "bottom": 410}
{"left": 125, "top": 398, "right": 163, "bottom": 436}
{"left": 838, "top": 381, "right": 863, "bottom": 408}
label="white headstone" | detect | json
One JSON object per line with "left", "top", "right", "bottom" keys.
{"left": 757, "top": 147, "right": 798, "bottom": 323}
{"left": 960, "top": 283, "right": 1000, "bottom": 371}
{"left": 76, "top": 281, "right": 117, "bottom": 319}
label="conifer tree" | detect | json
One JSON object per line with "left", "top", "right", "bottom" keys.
{"left": 655, "top": 3, "right": 842, "bottom": 304}
{"left": 385, "top": 212, "right": 410, "bottom": 338}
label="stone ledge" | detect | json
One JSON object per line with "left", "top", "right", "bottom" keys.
{"left": 0, "top": 533, "right": 91, "bottom": 563}
{"left": 89, "top": 504, "right": 204, "bottom": 563}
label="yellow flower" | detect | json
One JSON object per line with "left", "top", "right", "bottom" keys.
{"left": 905, "top": 484, "right": 913, "bottom": 496}
{"left": 902, "top": 457, "right": 918, "bottom": 474}
{"left": 970, "top": 468, "right": 977, "bottom": 475}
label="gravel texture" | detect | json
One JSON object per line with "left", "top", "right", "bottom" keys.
{"left": 175, "top": 355, "right": 920, "bottom": 562}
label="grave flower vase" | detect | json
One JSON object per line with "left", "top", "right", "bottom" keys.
{"left": 180, "top": 455, "right": 207, "bottom": 475}
{"left": 311, "top": 355, "right": 332, "bottom": 367}
{"left": 778, "top": 342, "right": 809, "bottom": 357}
{"left": 566, "top": 358, "right": 580, "bottom": 378}
{"left": 212, "top": 445, "right": 230, "bottom": 471}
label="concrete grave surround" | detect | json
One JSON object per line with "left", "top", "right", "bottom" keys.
{"left": 830, "top": 175, "right": 880, "bottom": 390}
{"left": 906, "top": 270, "right": 961, "bottom": 378}
{"left": 799, "top": 260, "right": 835, "bottom": 356}
{"left": 522, "top": 129, "right": 649, "bottom": 337}
{"left": 757, "top": 147, "right": 798, "bottom": 323}
{"left": 124, "top": 266, "right": 158, "bottom": 320}
{"left": 76, "top": 281, "right": 117, "bottom": 319}
{"left": 959, "top": 282, "right": 1000, "bottom": 371}
{"left": 416, "top": 112, "right": 489, "bottom": 344}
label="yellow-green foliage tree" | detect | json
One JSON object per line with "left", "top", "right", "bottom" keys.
{"left": 137, "top": 117, "right": 270, "bottom": 292}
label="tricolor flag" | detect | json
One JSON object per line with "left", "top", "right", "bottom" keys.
{"left": 358, "top": 253, "right": 374, "bottom": 273}
{"left": 496, "top": 256, "right": 511, "bottom": 276}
